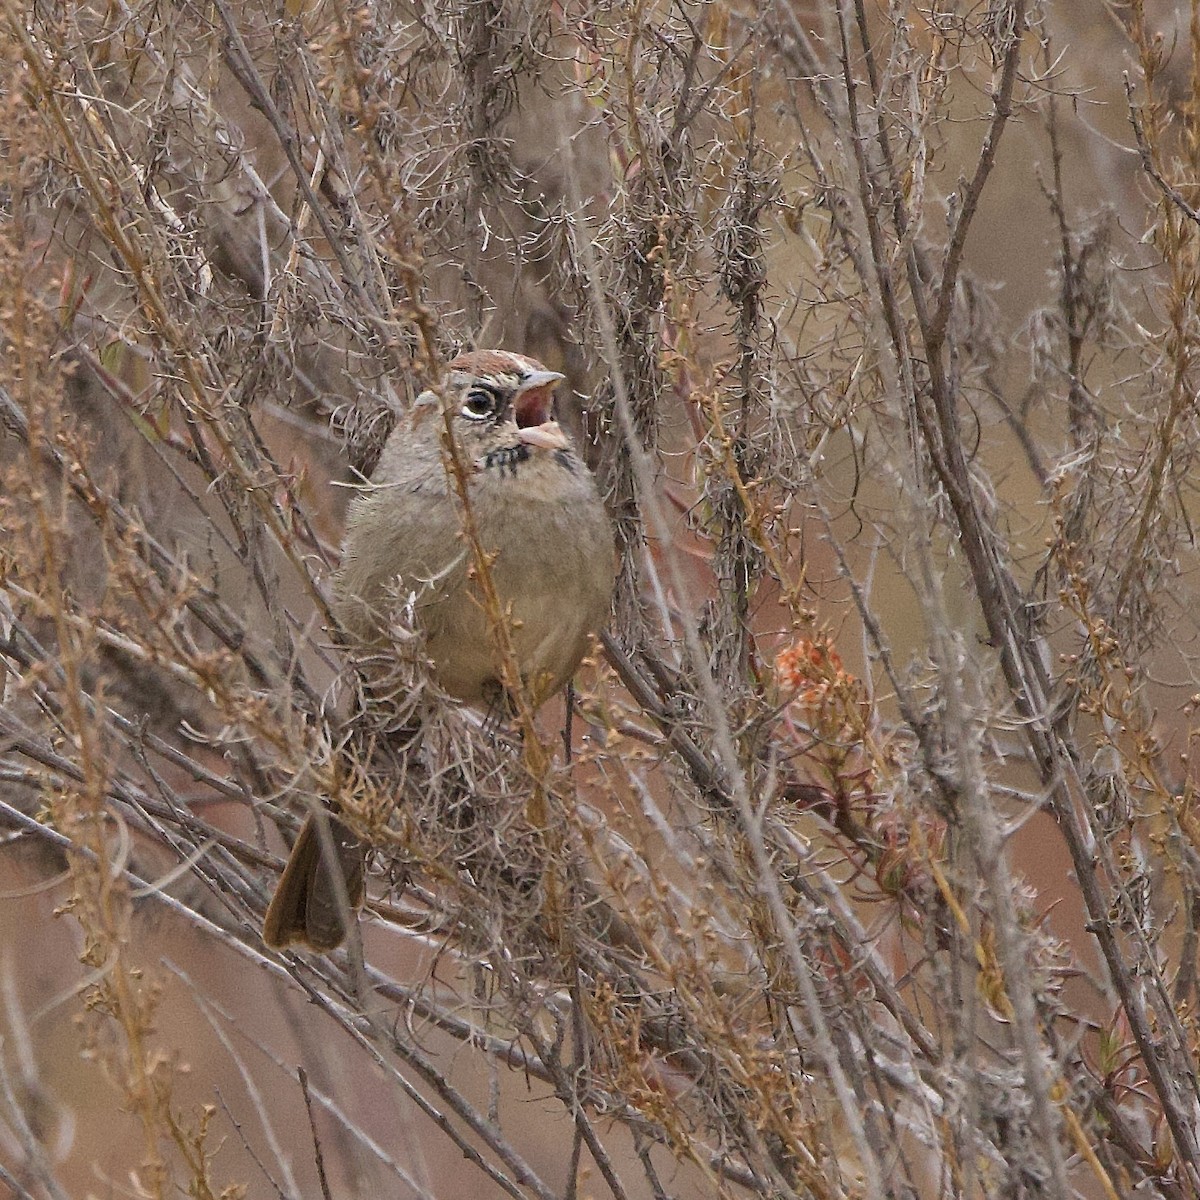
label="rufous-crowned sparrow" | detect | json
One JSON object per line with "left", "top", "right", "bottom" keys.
{"left": 263, "top": 350, "right": 615, "bottom": 950}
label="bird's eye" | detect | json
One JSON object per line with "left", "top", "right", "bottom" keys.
{"left": 462, "top": 388, "right": 497, "bottom": 420}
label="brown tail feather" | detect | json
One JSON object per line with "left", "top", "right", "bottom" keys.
{"left": 263, "top": 812, "right": 365, "bottom": 951}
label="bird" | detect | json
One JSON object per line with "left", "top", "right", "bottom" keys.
{"left": 262, "top": 349, "right": 616, "bottom": 951}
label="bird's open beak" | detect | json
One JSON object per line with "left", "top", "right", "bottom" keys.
{"left": 514, "top": 370, "right": 570, "bottom": 450}
{"left": 514, "top": 370, "right": 564, "bottom": 427}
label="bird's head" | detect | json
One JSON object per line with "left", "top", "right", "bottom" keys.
{"left": 419, "top": 350, "right": 572, "bottom": 466}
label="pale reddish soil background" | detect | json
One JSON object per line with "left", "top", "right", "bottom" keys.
{"left": 2, "top": 0, "right": 1197, "bottom": 1196}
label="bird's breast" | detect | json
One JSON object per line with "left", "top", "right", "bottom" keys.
{"left": 428, "top": 448, "right": 614, "bottom": 704}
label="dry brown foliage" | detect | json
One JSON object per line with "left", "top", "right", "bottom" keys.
{"left": 3, "top": 1, "right": 1200, "bottom": 1197}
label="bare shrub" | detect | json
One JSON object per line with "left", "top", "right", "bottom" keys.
{"left": 3, "top": 1, "right": 1200, "bottom": 1197}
